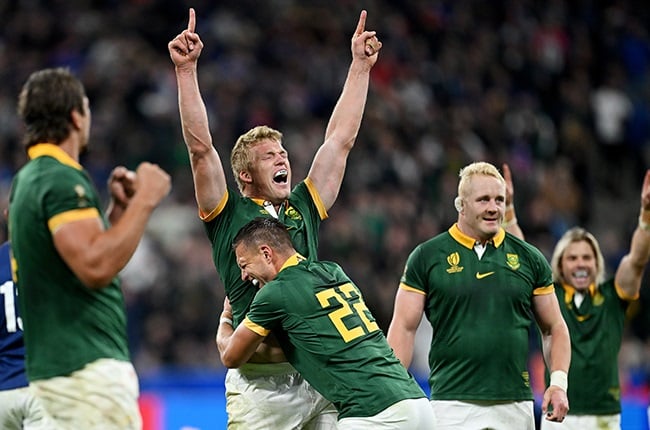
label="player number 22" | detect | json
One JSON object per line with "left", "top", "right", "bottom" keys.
{"left": 316, "top": 283, "right": 379, "bottom": 342}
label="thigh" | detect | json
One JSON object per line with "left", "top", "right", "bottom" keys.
{"left": 226, "top": 367, "right": 335, "bottom": 430}
{"left": 0, "top": 386, "right": 58, "bottom": 430}
{"left": 32, "top": 359, "right": 140, "bottom": 430}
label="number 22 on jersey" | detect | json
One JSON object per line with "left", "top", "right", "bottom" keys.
{"left": 316, "top": 283, "right": 379, "bottom": 342}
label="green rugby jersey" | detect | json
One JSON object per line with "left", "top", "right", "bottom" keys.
{"left": 9, "top": 144, "right": 129, "bottom": 381}
{"left": 545, "top": 280, "right": 631, "bottom": 414}
{"left": 244, "top": 255, "right": 426, "bottom": 419}
{"left": 202, "top": 178, "right": 326, "bottom": 326}
{"left": 401, "top": 224, "right": 554, "bottom": 402}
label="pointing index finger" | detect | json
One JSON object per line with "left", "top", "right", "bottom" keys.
{"left": 354, "top": 10, "right": 367, "bottom": 36}
{"left": 187, "top": 7, "right": 196, "bottom": 32}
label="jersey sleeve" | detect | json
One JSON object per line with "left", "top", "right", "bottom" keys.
{"left": 245, "top": 283, "right": 285, "bottom": 333}
{"left": 43, "top": 170, "right": 101, "bottom": 232}
{"left": 529, "top": 245, "right": 554, "bottom": 295}
{"left": 399, "top": 244, "right": 427, "bottom": 294}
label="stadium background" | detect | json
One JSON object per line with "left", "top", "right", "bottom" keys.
{"left": 1, "top": 1, "right": 649, "bottom": 428}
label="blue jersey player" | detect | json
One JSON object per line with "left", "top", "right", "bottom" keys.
{"left": 0, "top": 241, "right": 53, "bottom": 429}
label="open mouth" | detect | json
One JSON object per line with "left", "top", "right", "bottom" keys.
{"left": 273, "top": 169, "right": 288, "bottom": 184}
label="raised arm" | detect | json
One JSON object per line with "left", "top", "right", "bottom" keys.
{"left": 615, "top": 169, "right": 650, "bottom": 298}
{"left": 386, "top": 287, "right": 426, "bottom": 369}
{"left": 168, "top": 8, "right": 227, "bottom": 214}
{"left": 532, "top": 292, "right": 571, "bottom": 423}
{"left": 307, "top": 10, "right": 382, "bottom": 210}
{"left": 502, "top": 163, "right": 524, "bottom": 239}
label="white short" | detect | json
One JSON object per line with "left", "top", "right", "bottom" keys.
{"left": 540, "top": 413, "right": 620, "bottom": 430}
{"left": 31, "top": 358, "right": 141, "bottom": 430}
{"left": 225, "top": 362, "right": 337, "bottom": 429}
{"left": 431, "top": 399, "right": 535, "bottom": 430}
{"left": 0, "top": 385, "right": 57, "bottom": 430}
{"left": 338, "top": 397, "right": 434, "bottom": 429}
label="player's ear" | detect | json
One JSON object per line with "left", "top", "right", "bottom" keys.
{"left": 454, "top": 196, "right": 463, "bottom": 213}
{"left": 239, "top": 170, "right": 252, "bottom": 184}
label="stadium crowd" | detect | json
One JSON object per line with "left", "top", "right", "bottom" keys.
{"left": 0, "top": 0, "right": 649, "bottom": 396}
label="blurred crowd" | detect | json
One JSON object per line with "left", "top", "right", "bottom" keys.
{"left": 1, "top": 0, "right": 650, "bottom": 390}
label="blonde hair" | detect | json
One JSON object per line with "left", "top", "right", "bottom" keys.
{"left": 454, "top": 161, "right": 505, "bottom": 212}
{"left": 230, "top": 125, "right": 283, "bottom": 193}
{"left": 550, "top": 227, "right": 605, "bottom": 285}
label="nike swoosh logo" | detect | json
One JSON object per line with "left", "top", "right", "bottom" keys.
{"left": 475, "top": 271, "right": 495, "bottom": 279}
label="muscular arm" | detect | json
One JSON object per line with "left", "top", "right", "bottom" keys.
{"left": 54, "top": 163, "right": 171, "bottom": 289}
{"left": 217, "top": 319, "right": 267, "bottom": 368}
{"left": 307, "top": 10, "right": 381, "bottom": 211}
{"left": 386, "top": 287, "right": 426, "bottom": 369}
{"left": 533, "top": 292, "right": 571, "bottom": 421}
{"left": 615, "top": 169, "right": 650, "bottom": 299}
{"left": 169, "top": 8, "right": 227, "bottom": 214}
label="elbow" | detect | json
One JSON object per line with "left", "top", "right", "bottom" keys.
{"left": 220, "top": 352, "right": 243, "bottom": 369}
{"left": 76, "top": 266, "right": 116, "bottom": 290}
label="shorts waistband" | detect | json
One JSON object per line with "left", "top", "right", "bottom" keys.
{"left": 233, "top": 362, "right": 298, "bottom": 377}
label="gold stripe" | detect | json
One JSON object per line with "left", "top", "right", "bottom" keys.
{"left": 614, "top": 282, "right": 639, "bottom": 301}
{"left": 200, "top": 190, "right": 229, "bottom": 222}
{"left": 48, "top": 208, "right": 100, "bottom": 233}
{"left": 533, "top": 284, "right": 555, "bottom": 296}
{"left": 399, "top": 282, "right": 426, "bottom": 295}
{"left": 243, "top": 317, "right": 270, "bottom": 337}
{"left": 305, "top": 177, "right": 328, "bottom": 221}
{"left": 279, "top": 253, "right": 305, "bottom": 272}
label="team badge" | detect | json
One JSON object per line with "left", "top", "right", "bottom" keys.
{"left": 446, "top": 252, "right": 463, "bottom": 274}
{"left": 284, "top": 206, "right": 302, "bottom": 221}
{"left": 74, "top": 184, "right": 90, "bottom": 208}
{"left": 506, "top": 253, "right": 520, "bottom": 270}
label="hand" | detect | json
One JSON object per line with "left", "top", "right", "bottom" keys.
{"left": 168, "top": 8, "right": 204, "bottom": 69}
{"left": 132, "top": 162, "right": 172, "bottom": 208}
{"left": 108, "top": 166, "right": 137, "bottom": 209}
{"left": 222, "top": 297, "right": 232, "bottom": 319}
{"left": 502, "top": 163, "right": 514, "bottom": 207}
{"left": 541, "top": 385, "right": 569, "bottom": 423}
{"left": 351, "top": 10, "right": 382, "bottom": 68}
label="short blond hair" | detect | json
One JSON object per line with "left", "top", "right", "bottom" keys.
{"left": 454, "top": 161, "right": 505, "bottom": 211}
{"left": 230, "top": 125, "right": 283, "bottom": 193}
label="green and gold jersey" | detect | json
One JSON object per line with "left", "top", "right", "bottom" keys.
{"left": 202, "top": 179, "right": 326, "bottom": 326}
{"left": 244, "top": 255, "right": 426, "bottom": 419}
{"left": 400, "top": 224, "right": 554, "bottom": 402}
{"left": 546, "top": 280, "right": 631, "bottom": 414}
{"left": 9, "top": 144, "right": 129, "bottom": 381}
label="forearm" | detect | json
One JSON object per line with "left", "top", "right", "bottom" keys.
{"left": 216, "top": 311, "right": 234, "bottom": 362}
{"left": 386, "top": 324, "right": 417, "bottom": 369}
{"left": 542, "top": 321, "right": 571, "bottom": 376}
{"left": 78, "top": 198, "right": 157, "bottom": 288}
{"left": 176, "top": 66, "right": 213, "bottom": 156}
{"left": 502, "top": 204, "right": 524, "bottom": 239}
{"left": 324, "top": 60, "right": 370, "bottom": 146}
{"left": 615, "top": 210, "right": 650, "bottom": 296}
